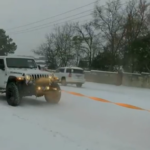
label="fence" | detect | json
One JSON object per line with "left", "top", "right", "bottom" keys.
{"left": 48, "top": 69, "right": 150, "bottom": 88}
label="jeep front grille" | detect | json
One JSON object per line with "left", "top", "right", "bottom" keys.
{"left": 30, "top": 74, "right": 49, "bottom": 80}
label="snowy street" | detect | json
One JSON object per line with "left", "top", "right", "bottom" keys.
{"left": 0, "top": 82, "right": 149, "bottom": 150}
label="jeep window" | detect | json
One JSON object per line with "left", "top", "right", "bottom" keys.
{"left": 66, "top": 68, "right": 71, "bottom": 73}
{"left": 0, "top": 59, "right": 4, "bottom": 66}
{"left": 70, "top": 69, "right": 84, "bottom": 74}
{"left": 0, "top": 59, "right": 4, "bottom": 70}
{"left": 6, "top": 58, "right": 37, "bottom": 68}
{"left": 59, "top": 68, "right": 64, "bottom": 72}
{"left": 73, "top": 69, "right": 84, "bottom": 74}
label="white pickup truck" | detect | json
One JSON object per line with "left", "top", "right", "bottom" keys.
{"left": 0, "top": 55, "right": 61, "bottom": 106}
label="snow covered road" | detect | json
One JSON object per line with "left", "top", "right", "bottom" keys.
{"left": 0, "top": 82, "right": 149, "bottom": 150}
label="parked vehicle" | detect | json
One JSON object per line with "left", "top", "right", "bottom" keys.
{"left": 55, "top": 66, "right": 85, "bottom": 87}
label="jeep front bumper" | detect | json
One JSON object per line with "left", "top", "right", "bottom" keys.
{"left": 20, "top": 83, "right": 60, "bottom": 97}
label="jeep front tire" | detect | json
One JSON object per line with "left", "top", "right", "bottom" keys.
{"left": 44, "top": 82, "right": 61, "bottom": 103}
{"left": 6, "top": 82, "right": 21, "bottom": 106}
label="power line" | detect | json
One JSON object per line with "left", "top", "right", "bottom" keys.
{"left": 9, "top": 9, "right": 93, "bottom": 34}
{"left": 7, "top": 1, "right": 97, "bottom": 31}
{"left": 9, "top": 0, "right": 128, "bottom": 35}
{"left": 10, "top": 14, "right": 92, "bottom": 35}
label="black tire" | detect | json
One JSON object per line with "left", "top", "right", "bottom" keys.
{"left": 44, "top": 82, "right": 61, "bottom": 104}
{"left": 61, "top": 78, "right": 66, "bottom": 86}
{"left": 76, "top": 83, "right": 82, "bottom": 87}
{"left": 6, "top": 82, "right": 21, "bottom": 106}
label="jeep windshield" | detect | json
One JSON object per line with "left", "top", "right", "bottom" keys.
{"left": 6, "top": 58, "right": 37, "bottom": 69}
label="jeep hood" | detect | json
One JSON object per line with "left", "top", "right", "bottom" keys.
{"left": 9, "top": 68, "right": 51, "bottom": 75}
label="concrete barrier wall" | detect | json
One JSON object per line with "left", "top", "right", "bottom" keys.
{"left": 84, "top": 70, "right": 118, "bottom": 85}
{"left": 48, "top": 69, "right": 150, "bottom": 88}
{"left": 84, "top": 70, "right": 150, "bottom": 88}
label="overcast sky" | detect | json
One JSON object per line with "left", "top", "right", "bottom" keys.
{"left": 0, "top": 0, "right": 108, "bottom": 57}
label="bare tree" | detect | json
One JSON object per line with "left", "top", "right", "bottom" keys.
{"left": 75, "top": 22, "right": 100, "bottom": 69}
{"left": 33, "top": 34, "right": 58, "bottom": 69}
{"left": 52, "top": 23, "right": 76, "bottom": 66}
{"left": 33, "top": 23, "right": 76, "bottom": 68}
{"left": 122, "top": 0, "right": 150, "bottom": 72}
{"left": 124, "top": 0, "right": 149, "bottom": 40}
{"left": 72, "top": 35, "right": 84, "bottom": 66}
{"left": 93, "top": 0, "right": 127, "bottom": 71}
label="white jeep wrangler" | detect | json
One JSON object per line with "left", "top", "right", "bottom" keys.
{"left": 0, "top": 55, "right": 61, "bottom": 106}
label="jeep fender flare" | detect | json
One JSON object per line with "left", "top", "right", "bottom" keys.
{"left": 7, "top": 76, "right": 23, "bottom": 86}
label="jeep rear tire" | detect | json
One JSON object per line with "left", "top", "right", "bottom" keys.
{"left": 61, "top": 78, "right": 66, "bottom": 86}
{"left": 6, "top": 82, "right": 21, "bottom": 106}
{"left": 44, "top": 82, "right": 61, "bottom": 103}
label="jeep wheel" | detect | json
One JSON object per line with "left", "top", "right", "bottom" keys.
{"left": 44, "top": 82, "right": 61, "bottom": 103}
{"left": 61, "top": 78, "right": 66, "bottom": 86}
{"left": 6, "top": 82, "right": 21, "bottom": 106}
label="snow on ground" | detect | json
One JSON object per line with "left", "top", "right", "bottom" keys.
{"left": 63, "top": 82, "right": 150, "bottom": 110}
{"left": 0, "top": 82, "right": 149, "bottom": 150}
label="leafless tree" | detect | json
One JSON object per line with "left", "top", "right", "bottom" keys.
{"left": 72, "top": 35, "right": 84, "bottom": 66}
{"left": 33, "top": 34, "right": 58, "bottom": 69}
{"left": 122, "top": 0, "right": 150, "bottom": 72}
{"left": 93, "top": 0, "right": 127, "bottom": 71}
{"left": 75, "top": 22, "right": 100, "bottom": 69}
{"left": 92, "top": 0, "right": 150, "bottom": 71}
{"left": 52, "top": 23, "right": 76, "bottom": 66}
{"left": 124, "top": 0, "right": 149, "bottom": 40}
{"left": 33, "top": 23, "right": 76, "bottom": 68}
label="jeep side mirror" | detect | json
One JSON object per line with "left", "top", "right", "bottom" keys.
{"left": 0, "top": 64, "right": 5, "bottom": 70}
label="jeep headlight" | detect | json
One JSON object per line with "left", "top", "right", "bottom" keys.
{"left": 48, "top": 75, "right": 59, "bottom": 82}
{"left": 49, "top": 75, "right": 53, "bottom": 82}
{"left": 16, "top": 76, "right": 24, "bottom": 80}
{"left": 25, "top": 75, "right": 31, "bottom": 81}
{"left": 49, "top": 75, "right": 52, "bottom": 79}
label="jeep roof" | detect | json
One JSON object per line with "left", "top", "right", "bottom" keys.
{"left": 59, "top": 66, "right": 83, "bottom": 70}
{"left": 0, "top": 55, "right": 34, "bottom": 59}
